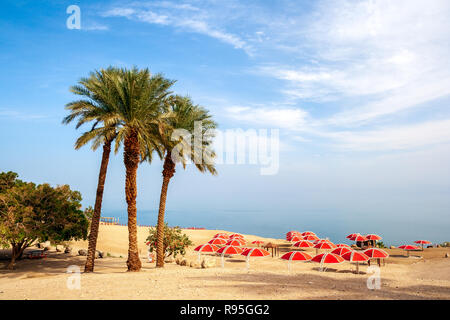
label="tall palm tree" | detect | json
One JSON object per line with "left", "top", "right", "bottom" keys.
{"left": 63, "top": 67, "right": 121, "bottom": 273}
{"left": 151, "top": 96, "right": 217, "bottom": 268}
{"left": 108, "top": 67, "right": 175, "bottom": 271}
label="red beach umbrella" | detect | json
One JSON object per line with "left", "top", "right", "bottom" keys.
{"left": 288, "top": 235, "right": 304, "bottom": 242}
{"left": 252, "top": 240, "right": 265, "bottom": 247}
{"left": 281, "top": 251, "right": 312, "bottom": 271}
{"left": 313, "top": 241, "right": 336, "bottom": 255}
{"left": 293, "top": 240, "right": 314, "bottom": 248}
{"left": 226, "top": 239, "right": 245, "bottom": 246}
{"left": 303, "top": 234, "right": 319, "bottom": 241}
{"left": 208, "top": 238, "right": 227, "bottom": 245}
{"left": 217, "top": 245, "right": 243, "bottom": 267}
{"left": 399, "top": 245, "right": 420, "bottom": 256}
{"left": 230, "top": 233, "right": 244, "bottom": 239}
{"left": 331, "top": 247, "right": 352, "bottom": 256}
{"left": 301, "top": 231, "right": 316, "bottom": 236}
{"left": 414, "top": 240, "right": 431, "bottom": 251}
{"left": 346, "top": 233, "right": 359, "bottom": 239}
{"left": 311, "top": 253, "right": 344, "bottom": 272}
{"left": 366, "top": 234, "right": 382, "bottom": 241}
{"left": 353, "top": 235, "right": 367, "bottom": 242}
{"left": 364, "top": 248, "right": 389, "bottom": 259}
{"left": 194, "top": 243, "right": 219, "bottom": 262}
{"left": 342, "top": 250, "right": 370, "bottom": 274}
{"left": 336, "top": 243, "right": 351, "bottom": 248}
{"left": 286, "top": 231, "right": 301, "bottom": 239}
{"left": 213, "top": 233, "right": 229, "bottom": 239}
{"left": 241, "top": 248, "right": 270, "bottom": 270}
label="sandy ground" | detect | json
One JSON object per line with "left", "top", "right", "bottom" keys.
{"left": 1, "top": 225, "right": 449, "bottom": 300}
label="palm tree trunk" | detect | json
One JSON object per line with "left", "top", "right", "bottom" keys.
{"left": 84, "top": 141, "right": 112, "bottom": 273}
{"left": 156, "top": 152, "right": 176, "bottom": 268}
{"left": 124, "top": 129, "right": 142, "bottom": 272}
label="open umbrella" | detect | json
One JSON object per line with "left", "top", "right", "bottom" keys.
{"left": 314, "top": 241, "right": 337, "bottom": 254}
{"left": 280, "top": 251, "right": 312, "bottom": 271}
{"left": 342, "top": 250, "right": 369, "bottom": 274}
{"left": 414, "top": 240, "right": 431, "bottom": 251}
{"left": 336, "top": 243, "right": 351, "bottom": 248}
{"left": 208, "top": 238, "right": 227, "bottom": 245}
{"left": 217, "top": 245, "right": 243, "bottom": 267}
{"left": 230, "top": 233, "right": 244, "bottom": 239}
{"left": 226, "top": 239, "right": 245, "bottom": 246}
{"left": 353, "top": 235, "right": 367, "bottom": 242}
{"left": 252, "top": 240, "right": 265, "bottom": 247}
{"left": 293, "top": 240, "right": 314, "bottom": 248}
{"left": 311, "top": 253, "right": 344, "bottom": 272}
{"left": 286, "top": 231, "right": 301, "bottom": 240}
{"left": 288, "top": 235, "right": 304, "bottom": 242}
{"left": 331, "top": 247, "right": 352, "bottom": 256}
{"left": 213, "top": 233, "right": 229, "bottom": 240}
{"left": 346, "top": 233, "right": 359, "bottom": 239}
{"left": 303, "top": 234, "right": 319, "bottom": 241}
{"left": 302, "top": 231, "right": 316, "bottom": 236}
{"left": 398, "top": 245, "right": 420, "bottom": 257}
{"left": 241, "top": 248, "right": 270, "bottom": 270}
{"left": 194, "top": 243, "right": 219, "bottom": 262}
{"left": 365, "top": 234, "right": 382, "bottom": 247}
{"left": 364, "top": 248, "right": 389, "bottom": 267}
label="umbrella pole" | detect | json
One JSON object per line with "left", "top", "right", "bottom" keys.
{"left": 246, "top": 256, "right": 249, "bottom": 270}
{"left": 198, "top": 252, "right": 201, "bottom": 263}
{"left": 356, "top": 262, "right": 359, "bottom": 274}
{"left": 221, "top": 253, "right": 225, "bottom": 268}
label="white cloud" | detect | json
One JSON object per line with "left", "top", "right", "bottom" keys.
{"left": 225, "top": 106, "right": 309, "bottom": 130}
{"left": 321, "top": 119, "right": 450, "bottom": 151}
{"left": 102, "top": 3, "right": 251, "bottom": 53}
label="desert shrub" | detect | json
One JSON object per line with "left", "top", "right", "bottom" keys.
{"left": 146, "top": 223, "right": 192, "bottom": 258}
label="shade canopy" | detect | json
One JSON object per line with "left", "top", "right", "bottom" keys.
{"left": 241, "top": 248, "right": 270, "bottom": 257}
{"left": 293, "top": 240, "right": 314, "bottom": 248}
{"left": 366, "top": 234, "right": 382, "bottom": 241}
{"left": 226, "top": 239, "right": 245, "bottom": 246}
{"left": 336, "top": 243, "right": 351, "bottom": 248}
{"left": 414, "top": 240, "right": 431, "bottom": 245}
{"left": 342, "top": 251, "right": 370, "bottom": 262}
{"left": 303, "top": 235, "right": 319, "bottom": 241}
{"left": 364, "top": 248, "right": 389, "bottom": 259}
{"left": 399, "top": 245, "right": 420, "bottom": 250}
{"left": 331, "top": 247, "right": 352, "bottom": 256}
{"left": 208, "top": 238, "right": 227, "bottom": 245}
{"left": 217, "top": 245, "right": 243, "bottom": 255}
{"left": 281, "top": 251, "right": 312, "bottom": 261}
{"left": 311, "top": 253, "right": 344, "bottom": 264}
{"left": 194, "top": 243, "right": 219, "bottom": 252}
{"left": 314, "top": 242, "right": 337, "bottom": 250}
{"left": 301, "top": 231, "right": 316, "bottom": 236}
{"left": 288, "top": 235, "right": 304, "bottom": 242}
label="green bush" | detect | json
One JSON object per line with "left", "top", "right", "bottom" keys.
{"left": 146, "top": 223, "right": 192, "bottom": 258}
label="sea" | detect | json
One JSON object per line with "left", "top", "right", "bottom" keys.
{"left": 103, "top": 208, "right": 449, "bottom": 247}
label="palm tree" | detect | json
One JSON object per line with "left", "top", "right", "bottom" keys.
{"left": 63, "top": 67, "right": 121, "bottom": 273}
{"left": 151, "top": 96, "right": 217, "bottom": 268}
{"left": 108, "top": 67, "right": 175, "bottom": 271}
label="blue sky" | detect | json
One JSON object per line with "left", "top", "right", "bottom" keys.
{"left": 1, "top": 0, "right": 450, "bottom": 243}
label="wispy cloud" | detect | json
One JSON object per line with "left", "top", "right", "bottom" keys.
{"left": 102, "top": 2, "right": 251, "bottom": 54}
{"left": 0, "top": 109, "right": 47, "bottom": 121}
